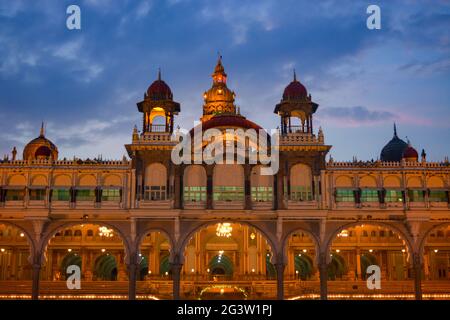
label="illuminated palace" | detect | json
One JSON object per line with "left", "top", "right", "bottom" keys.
{"left": 0, "top": 58, "right": 449, "bottom": 300}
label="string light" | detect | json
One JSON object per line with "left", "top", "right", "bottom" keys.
{"left": 216, "top": 223, "right": 232, "bottom": 238}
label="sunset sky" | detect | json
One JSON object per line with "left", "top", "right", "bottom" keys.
{"left": 0, "top": 0, "right": 449, "bottom": 161}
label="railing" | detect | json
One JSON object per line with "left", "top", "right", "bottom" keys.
{"left": 328, "top": 160, "right": 450, "bottom": 168}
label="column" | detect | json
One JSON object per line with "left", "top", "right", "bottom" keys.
{"left": 31, "top": 263, "right": 41, "bottom": 300}
{"left": 244, "top": 165, "right": 252, "bottom": 210}
{"left": 171, "top": 263, "right": 183, "bottom": 300}
{"left": 206, "top": 167, "right": 213, "bottom": 209}
{"left": 128, "top": 261, "right": 138, "bottom": 300}
{"left": 275, "top": 263, "right": 285, "bottom": 300}
{"left": 356, "top": 248, "right": 361, "bottom": 280}
{"left": 318, "top": 252, "right": 328, "bottom": 300}
{"left": 413, "top": 252, "right": 423, "bottom": 300}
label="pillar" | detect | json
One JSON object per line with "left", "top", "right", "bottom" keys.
{"left": 413, "top": 252, "right": 423, "bottom": 300}
{"left": 244, "top": 165, "right": 252, "bottom": 210}
{"left": 206, "top": 168, "right": 213, "bottom": 209}
{"left": 171, "top": 263, "right": 183, "bottom": 300}
{"left": 318, "top": 253, "right": 328, "bottom": 300}
{"left": 356, "top": 249, "right": 361, "bottom": 280}
{"left": 128, "top": 262, "right": 138, "bottom": 300}
{"left": 31, "top": 263, "right": 41, "bottom": 300}
{"left": 275, "top": 263, "right": 285, "bottom": 300}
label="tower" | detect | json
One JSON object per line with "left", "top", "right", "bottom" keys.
{"left": 136, "top": 70, "right": 180, "bottom": 134}
{"left": 274, "top": 70, "right": 318, "bottom": 135}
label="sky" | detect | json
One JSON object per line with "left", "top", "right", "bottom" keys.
{"left": 0, "top": 0, "right": 449, "bottom": 161}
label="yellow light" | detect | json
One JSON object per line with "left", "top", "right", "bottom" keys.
{"left": 19, "top": 233, "right": 25, "bottom": 237}
{"left": 434, "top": 249, "right": 439, "bottom": 253}
{"left": 336, "top": 249, "right": 340, "bottom": 253}
{"left": 0, "top": 248, "right": 5, "bottom": 253}
{"left": 148, "top": 270, "right": 152, "bottom": 274}
{"left": 101, "top": 249, "right": 106, "bottom": 253}
{"left": 67, "top": 249, "right": 72, "bottom": 252}
{"left": 369, "top": 249, "right": 373, "bottom": 253}
{"left": 251, "top": 268, "right": 255, "bottom": 273}
{"left": 203, "top": 94, "right": 207, "bottom": 99}
{"left": 402, "top": 249, "right": 406, "bottom": 253}
{"left": 220, "top": 288, "right": 224, "bottom": 294}
{"left": 303, "top": 249, "right": 307, "bottom": 253}
{"left": 218, "top": 89, "right": 223, "bottom": 94}
{"left": 250, "top": 232, "right": 256, "bottom": 240}
{"left": 191, "top": 268, "right": 195, "bottom": 273}
{"left": 207, "top": 269, "right": 210, "bottom": 273}
{"left": 165, "top": 272, "right": 168, "bottom": 276}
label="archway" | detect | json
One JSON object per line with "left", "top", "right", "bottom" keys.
{"left": 0, "top": 222, "right": 33, "bottom": 298}
{"left": 181, "top": 222, "right": 276, "bottom": 300}
{"left": 283, "top": 228, "right": 319, "bottom": 298}
{"left": 136, "top": 230, "right": 172, "bottom": 299}
{"left": 327, "top": 223, "right": 415, "bottom": 299}
{"left": 420, "top": 224, "right": 450, "bottom": 298}
{"left": 41, "top": 223, "right": 128, "bottom": 298}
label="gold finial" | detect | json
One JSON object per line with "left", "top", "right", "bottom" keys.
{"left": 293, "top": 69, "right": 297, "bottom": 81}
{"left": 158, "top": 68, "right": 161, "bottom": 81}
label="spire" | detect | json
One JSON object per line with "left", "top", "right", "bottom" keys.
{"left": 293, "top": 69, "right": 297, "bottom": 82}
{"left": 40, "top": 122, "right": 45, "bottom": 137}
{"left": 158, "top": 68, "right": 161, "bottom": 81}
{"left": 393, "top": 122, "right": 398, "bottom": 138}
{"left": 212, "top": 53, "right": 226, "bottom": 84}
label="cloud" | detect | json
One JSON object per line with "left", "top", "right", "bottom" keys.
{"left": 317, "top": 106, "right": 396, "bottom": 126}
{"left": 398, "top": 58, "right": 450, "bottom": 75}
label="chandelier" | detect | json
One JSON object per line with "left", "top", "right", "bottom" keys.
{"left": 98, "top": 226, "right": 114, "bottom": 238}
{"left": 216, "top": 223, "right": 232, "bottom": 238}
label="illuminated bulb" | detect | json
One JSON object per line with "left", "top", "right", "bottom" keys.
{"left": 303, "top": 249, "right": 307, "bottom": 253}
{"left": 148, "top": 270, "right": 152, "bottom": 274}
{"left": 220, "top": 288, "right": 224, "bottom": 294}
{"left": 0, "top": 248, "right": 5, "bottom": 253}
{"left": 250, "top": 232, "right": 256, "bottom": 240}
{"left": 138, "top": 253, "right": 142, "bottom": 257}
{"left": 369, "top": 249, "right": 373, "bottom": 253}
{"left": 251, "top": 268, "right": 255, "bottom": 273}
{"left": 336, "top": 249, "right": 340, "bottom": 253}
{"left": 165, "top": 272, "right": 168, "bottom": 276}
{"left": 298, "top": 254, "right": 302, "bottom": 257}
{"left": 191, "top": 268, "right": 195, "bottom": 273}
{"left": 402, "top": 249, "right": 406, "bottom": 253}
{"left": 20, "top": 233, "right": 24, "bottom": 237}
{"left": 434, "top": 249, "right": 439, "bottom": 253}
{"left": 207, "top": 269, "right": 210, "bottom": 273}
{"left": 295, "top": 270, "right": 299, "bottom": 274}
{"left": 101, "top": 249, "right": 106, "bottom": 253}
{"left": 67, "top": 249, "right": 72, "bottom": 252}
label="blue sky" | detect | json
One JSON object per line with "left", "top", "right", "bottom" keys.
{"left": 0, "top": 0, "right": 449, "bottom": 161}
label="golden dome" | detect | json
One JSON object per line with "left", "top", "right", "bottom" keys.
{"left": 23, "top": 123, "right": 58, "bottom": 161}
{"left": 202, "top": 56, "right": 236, "bottom": 121}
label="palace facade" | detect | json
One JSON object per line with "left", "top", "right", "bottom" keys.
{"left": 0, "top": 58, "right": 449, "bottom": 300}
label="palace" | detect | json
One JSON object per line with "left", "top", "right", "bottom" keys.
{"left": 0, "top": 57, "right": 449, "bottom": 300}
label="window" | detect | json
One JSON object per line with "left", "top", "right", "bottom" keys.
{"left": 184, "top": 186, "right": 206, "bottom": 202}
{"left": 76, "top": 189, "right": 96, "bottom": 201}
{"left": 64, "top": 230, "right": 72, "bottom": 237}
{"left": 371, "top": 230, "right": 377, "bottom": 237}
{"left": 251, "top": 186, "right": 273, "bottom": 202}
{"left": 144, "top": 186, "right": 166, "bottom": 201}
{"left": 87, "top": 229, "right": 94, "bottom": 237}
{"left": 429, "top": 190, "right": 448, "bottom": 202}
{"left": 74, "top": 230, "right": 82, "bottom": 237}
{"left": 408, "top": 190, "right": 424, "bottom": 202}
{"left": 385, "top": 190, "right": 403, "bottom": 202}
{"left": 291, "top": 186, "right": 312, "bottom": 201}
{"left": 335, "top": 189, "right": 355, "bottom": 202}
{"left": 362, "top": 230, "right": 368, "bottom": 237}
{"left": 29, "top": 189, "right": 46, "bottom": 201}
{"left": 213, "top": 186, "right": 244, "bottom": 201}
{"left": 102, "top": 189, "right": 121, "bottom": 201}
{"left": 361, "top": 189, "right": 378, "bottom": 202}
{"left": 52, "top": 189, "right": 70, "bottom": 201}
{"left": 379, "top": 230, "right": 385, "bottom": 237}
{"left": 5, "top": 189, "right": 25, "bottom": 201}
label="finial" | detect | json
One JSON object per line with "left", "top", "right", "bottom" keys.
{"left": 293, "top": 69, "right": 297, "bottom": 82}
{"left": 393, "top": 122, "right": 397, "bottom": 137}
{"left": 158, "top": 68, "right": 161, "bottom": 81}
{"left": 217, "top": 51, "right": 222, "bottom": 61}
{"left": 40, "top": 122, "right": 45, "bottom": 137}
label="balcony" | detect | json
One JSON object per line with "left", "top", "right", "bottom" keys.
{"left": 287, "top": 199, "right": 318, "bottom": 210}
{"left": 213, "top": 200, "right": 244, "bottom": 210}
{"left": 251, "top": 201, "right": 273, "bottom": 210}
{"left": 138, "top": 199, "right": 173, "bottom": 209}
{"left": 183, "top": 200, "right": 206, "bottom": 210}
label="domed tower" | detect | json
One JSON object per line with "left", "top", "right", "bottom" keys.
{"left": 23, "top": 123, "right": 58, "bottom": 161}
{"left": 274, "top": 70, "right": 318, "bottom": 135}
{"left": 201, "top": 56, "right": 237, "bottom": 122}
{"left": 380, "top": 124, "right": 408, "bottom": 162}
{"left": 137, "top": 70, "right": 180, "bottom": 134}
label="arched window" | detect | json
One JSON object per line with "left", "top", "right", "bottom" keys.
{"left": 87, "top": 229, "right": 94, "bottom": 237}
{"left": 213, "top": 164, "right": 244, "bottom": 201}
{"left": 184, "top": 165, "right": 206, "bottom": 202}
{"left": 251, "top": 166, "right": 273, "bottom": 202}
{"left": 74, "top": 230, "right": 82, "bottom": 237}
{"left": 371, "top": 230, "right": 377, "bottom": 237}
{"left": 290, "top": 164, "right": 312, "bottom": 201}
{"left": 145, "top": 163, "right": 167, "bottom": 201}
{"left": 64, "top": 230, "right": 73, "bottom": 237}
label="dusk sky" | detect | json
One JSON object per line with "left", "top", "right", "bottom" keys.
{"left": 0, "top": 0, "right": 449, "bottom": 161}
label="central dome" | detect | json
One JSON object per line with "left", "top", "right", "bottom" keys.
{"left": 23, "top": 123, "right": 58, "bottom": 161}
